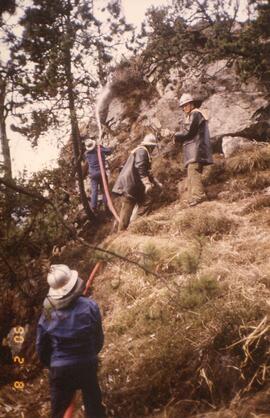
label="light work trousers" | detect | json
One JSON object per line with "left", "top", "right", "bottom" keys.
{"left": 118, "top": 194, "right": 152, "bottom": 231}
{"left": 187, "top": 162, "right": 206, "bottom": 203}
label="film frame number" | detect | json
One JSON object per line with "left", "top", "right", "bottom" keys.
{"left": 14, "top": 381, "right": 25, "bottom": 390}
{"left": 12, "top": 326, "right": 26, "bottom": 391}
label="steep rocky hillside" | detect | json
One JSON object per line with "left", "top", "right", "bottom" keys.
{"left": 97, "top": 151, "right": 270, "bottom": 417}
{"left": 1, "top": 59, "right": 270, "bottom": 417}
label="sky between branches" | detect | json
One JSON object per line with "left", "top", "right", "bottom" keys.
{"left": 5, "top": 0, "right": 169, "bottom": 177}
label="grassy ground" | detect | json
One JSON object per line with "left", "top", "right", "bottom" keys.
{"left": 93, "top": 145, "right": 270, "bottom": 417}
{"left": 1, "top": 145, "right": 270, "bottom": 417}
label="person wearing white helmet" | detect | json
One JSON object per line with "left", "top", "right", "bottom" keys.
{"left": 36, "top": 264, "right": 106, "bottom": 418}
{"left": 174, "top": 93, "right": 213, "bottom": 206}
{"left": 113, "top": 133, "right": 163, "bottom": 230}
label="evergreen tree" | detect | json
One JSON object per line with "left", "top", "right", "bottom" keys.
{"left": 0, "top": 71, "right": 12, "bottom": 179}
{"left": 0, "top": 0, "right": 19, "bottom": 179}
{"left": 140, "top": 0, "right": 270, "bottom": 89}
{"left": 0, "top": 0, "right": 22, "bottom": 228}
{"left": 0, "top": 0, "right": 16, "bottom": 20}
{"left": 14, "top": 0, "right": 133, "bottom": 220}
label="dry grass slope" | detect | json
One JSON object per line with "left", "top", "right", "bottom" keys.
{"left": 89, "top": 144, "right": 270, "bottom": 417}
{"left": 3, "top": 145, "right": 269, "bottom": 417}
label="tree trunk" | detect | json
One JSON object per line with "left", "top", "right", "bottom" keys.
{"left": 0, "top": 76, "right": 12, "bottom": 179}
{"left": 0, "top": 76, "right": 13, "bottom": 230}
{"left": 63, "top": 38, "right": 95, "bottom": 222}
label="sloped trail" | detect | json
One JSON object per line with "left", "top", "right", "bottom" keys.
{"left": 1, "top": 168, "right": 270, "bottom": 417}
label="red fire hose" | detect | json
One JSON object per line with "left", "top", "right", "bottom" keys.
{"left": 63, "top": 396, "right": 76, "bottom": 418}
{"left": 84, "top": 262, "right": 102, "bottom": 296}
{"left": 97, "top": 144, "right": 120, "bottom": 222}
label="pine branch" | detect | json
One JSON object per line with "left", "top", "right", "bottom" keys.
{"left": 0, "top": 177, "right": 179, "bottom": 294}
{"left": 0, "top": 177, "right": 78, "bottom": 237}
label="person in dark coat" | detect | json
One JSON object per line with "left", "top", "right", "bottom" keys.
{"left": 84, "top": 139, "right": 113, "bottom": 214}
{"left": 36, "top": 264, "right": 106, "bottom": 418}
{"left": 112, "top": 133, "right": 162, "bottom": 231}
{"left": 174, "top": 93, "right": 213, "bottom": 206}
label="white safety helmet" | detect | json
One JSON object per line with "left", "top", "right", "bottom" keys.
{"left": 85, "top": 138, "right": 96, "bottom": 152}
{"left": 141, "top": 133, "right": 158, "bottom": 147}
{"left": 47, "top": 264, "right": 78, "bottom": 299}
{"left": 179, "top": 93, "right": 195, "bottom": 107}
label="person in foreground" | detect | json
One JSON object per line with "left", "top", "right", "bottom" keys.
{"left": 36, "top": 264, "right": 106, "bottom": 418}
{"left": 174, "top": 93, "right": 213, "bottom": 206}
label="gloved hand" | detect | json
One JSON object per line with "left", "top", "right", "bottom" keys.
{"left": 154, "top": 178, "right": 163, "bottom": 189}
{"left": 141, "top": 177, "right": 153, "bottom": 194}
{"left": 145, "top": 183, "right": 153, "bottom": 194}
{"left": 174, "top": 132, "right": 183, "bottom": 144}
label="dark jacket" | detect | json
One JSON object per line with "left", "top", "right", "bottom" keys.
{"left": 175, "top": 109, "right": 213, "bottom": 167}
{"left": 36, "top": 296, "right": 104, "bottom": 368}
{"left": 112, "top": 146, "right": 152, "bottom": 200}
{"left": 85, "top": 145, "right": 112, "bottom": 178}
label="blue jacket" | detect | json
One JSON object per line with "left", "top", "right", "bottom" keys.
{"left": 85, "top": 146, "right": 112, "bottom": 178}
{"left": 36, "top": 297, "right": 104, "bottom": 368}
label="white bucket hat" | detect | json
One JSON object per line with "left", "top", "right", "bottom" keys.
{"left": 141, "top": 133, "right": 158, "bottom": 147}
{"left": 85, "top": 139, "right": 96, "bottom": 152}
{"left": 47, "top": 264, "right": 78, "bottom": 299}
{"left": 179, "top": 93, "right": 195, "bottom": 107}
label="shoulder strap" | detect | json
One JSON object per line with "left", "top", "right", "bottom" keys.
{"left": 131, "top": 145, "right": 151, "bottom": 163}
{"left": 191, "top": 108, "right": 208, "bottom": 121}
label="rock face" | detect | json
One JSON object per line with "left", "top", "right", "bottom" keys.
{"left": 138, "top": 97, "right": 179, "bottom": 133}
{"left": 105, "top": 98, "right": 127, "bottom": 131}
{"left": 222, "top": 136, "right": 254, "bottom": 158}
{"left": 98, "top": 59, "right": 270, "bottom": 153}
{"left": 204, "top": 91, "right": 268, "bottom": 138}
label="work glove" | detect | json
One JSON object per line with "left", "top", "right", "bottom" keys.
{"left": 141, "top": 177, "right": 153, "bottom": 194}
{"left": 153, "top": 178, "right": 163, "bottom": 189}
{"left": 174, "top": 132, "right": 185, "bottom": 144}
{"left": 145, "top": 183, "right": 153, "bottom": 194}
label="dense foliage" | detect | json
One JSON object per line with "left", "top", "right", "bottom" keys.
{"left": 140, "top": 0, "right": 270, "bottom": 89}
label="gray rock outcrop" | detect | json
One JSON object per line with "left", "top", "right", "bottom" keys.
{"left": 92, "top": 59, "right": 270, "bottom": 153}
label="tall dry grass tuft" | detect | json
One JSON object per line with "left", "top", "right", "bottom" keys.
{"left": 226, "top": 145, "right": 270, "bottom": 175}
{"left": 130, "top": 204, "right": 236, "bottom": 239}
{"left": 100, "top": 287, "right": 268, "bottom": 418}
{"left": 247, "top": 170, "right": 270, "bottom": 190}
{"left": 174, "top": 207, "right": 235, "bottom": 238}
{"left": 241, "top": 195, "right": 270, "bottom": 214}
{"left": 129, "top": 216, "right": 166, "bottom": 235}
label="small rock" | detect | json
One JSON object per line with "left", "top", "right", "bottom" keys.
{"left": 160, "top": 128, "right": 172, "bottom": 137}
{"left": 148, "top": 304, "right": 162, "bottom": 320}
{"left": 111, "top": 278, "right": 120, "bottom": 289}
{"left": 263, "top": 186, "right": 270, "bottom": 196}
{"left": 222, "top": 136, "right": 252, "bottom": 158}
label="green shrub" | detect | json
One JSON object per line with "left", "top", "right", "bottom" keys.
{"left": 179, "top": 275, "right": 220, "bottom": 309}
{"left": 141, "top": 242, "right": 161, "bottom": 271}
{"left": 170, "top": 250, "right": 199, "bottom": 274}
